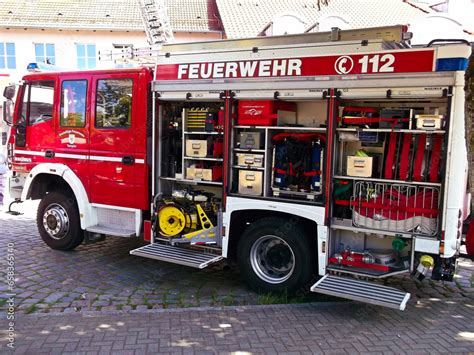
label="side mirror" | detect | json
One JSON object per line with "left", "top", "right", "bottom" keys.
{"left": 3, "top": 84, "right": 16, "bottom": 100}
{"left": 2, "top": 99, "right": 14, "bottom": 125}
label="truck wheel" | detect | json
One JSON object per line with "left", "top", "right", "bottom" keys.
{"left": 37, "top": 191, "right": 84, "bottom": 251}
{"left": 237, "top": 217, "right": 315, "bottom": 294}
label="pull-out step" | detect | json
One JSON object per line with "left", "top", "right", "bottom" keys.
{"left": 311, "top": 274, "right": 410, "bottom": 310}
{"left": 130, "top": 243, "right": 223, "bottom": 269}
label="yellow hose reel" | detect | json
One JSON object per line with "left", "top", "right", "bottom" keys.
{"left": 158, "top": 204, "right": 195, "bottom": 237}
{"left": 157, "top": 202, "right": 216, "bottom": 244}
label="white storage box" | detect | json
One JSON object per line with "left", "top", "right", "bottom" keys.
{"left": 236, "top": 153, "right": 264, "bottom": 167}
{"left": 347, "top": 156, "right": 373, "bottom": 177}
{"left": 185, "top": 139, "right": 207, "bottom": 157}
{"left": 415, "top": 115, "right": 443, "bottom": 130}
{"left": 238, "top": 170, "right": 263, "bottom": 195}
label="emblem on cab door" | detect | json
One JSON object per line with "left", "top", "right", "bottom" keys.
{"left": 59, "top": 130, "right": 86, "bottom": 148}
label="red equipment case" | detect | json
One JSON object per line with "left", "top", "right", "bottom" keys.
{"left": 237, "top": 100, "right": 296, "bottom": 126}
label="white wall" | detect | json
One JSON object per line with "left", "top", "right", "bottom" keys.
{"left": 0, "top": 28, "right": 148, "bottom": 82}
{"left": 0, "top": 27, "right": 223, "bottom": 152}
{"left": 0, "top": 28, "right": 224, "bottom": 84}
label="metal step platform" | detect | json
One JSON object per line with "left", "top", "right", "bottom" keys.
{"left": 311, "top": 274, "right": 411, "bottom": 310}
{"left": 130, "top": 243, "right": 223, "bottom": 269}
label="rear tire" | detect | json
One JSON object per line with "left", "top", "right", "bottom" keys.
{"left": 237, "top": 217, "right": 316, "bottom": 294}
{"left": 37, "top": 191, "right": 84, "bottom": 250}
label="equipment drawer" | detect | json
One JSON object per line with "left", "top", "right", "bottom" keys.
{"left": 238, "top": 170, "right": 263, "bottom": 196}
{"left": 186, "top": 166, "right": 222, "bottom": 182}
{"left": 415, "top": 115, "right": 443, "bottom": 130}
{"left": 236, "top": 153, "right": 264, "bottom": 167}
{"left": 185, "top": 139, "right": 208, "bottom": 157}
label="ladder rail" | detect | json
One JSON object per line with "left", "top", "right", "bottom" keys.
{"left": 136, "top": 0, "right": 175, "bottom": 45}
{"left": 100, "top": 25, "right": 412, "bottom": 64}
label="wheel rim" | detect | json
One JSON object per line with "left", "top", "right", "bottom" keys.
{"left": 250, "top": 235, "right": 295, "bottom": 284}
{"left": 43, "top": 203, "right": 70, "bottom": 240}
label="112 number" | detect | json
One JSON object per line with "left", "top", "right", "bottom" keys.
{"left": 359, "top": 54, "right": 395, "bottom": 73}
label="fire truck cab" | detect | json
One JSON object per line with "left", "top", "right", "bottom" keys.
{"left": 4, "top": 26, "right": 472, "bottom": 310}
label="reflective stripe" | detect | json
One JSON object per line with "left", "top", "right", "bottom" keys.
{"left": 89, "top": 155, "right": 123, "bottom": 163}
{"left": 13, "top": 150, "right": 44, "bottom": 157}
{"left": 14, "top": 150, "right": 145, "bottom": 164}
{"left": 56, "top": 153, "right": 88, "bottom": 160}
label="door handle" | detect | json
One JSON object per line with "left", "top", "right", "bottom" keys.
{"left": 122, "top": 156, "right": 135, "bottom": 165}
{"left": 45, "top": 150, "right": 55, "bottom": 159}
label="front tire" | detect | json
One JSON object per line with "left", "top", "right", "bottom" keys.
{"left": 37, "top": 191, "right": 84, "bottom": 250}
{"left": 237, "top": 217, "right": 316, "bottom": 294}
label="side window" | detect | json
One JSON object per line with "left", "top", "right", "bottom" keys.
{"left": 95, "top": 78, "right": 133, "bottom": 128}
{"left": 60, "top": 80, "right": 87, "bottom": 127}
{"left": 28, "top": 81, "right": 55, "bottom": 125}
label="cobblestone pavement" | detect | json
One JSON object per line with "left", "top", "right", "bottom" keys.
{"left": 1, "top": 200, "right": 474, "bottom": 353}
{"left": 1, "top": 200, "right": 474, "bottom": 317}
{"left": 7, "top": 298, "right": 474, "bottom": 354}
{"left": 0, "top": 202, "right": 262, "bottom": 314}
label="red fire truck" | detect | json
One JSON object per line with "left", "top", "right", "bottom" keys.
{"left": 3, "top": 26, "right": 472, "bottom": 310}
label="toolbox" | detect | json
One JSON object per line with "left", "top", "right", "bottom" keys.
{"left": 186, "top": 165, "right": 222, "bottom": 182}
{"left": 239, "top": 132, "right": 263, "bottom": 149}
{"left": 185, "top": 139, "right": 208, "bottom": 157}
{"left": 237, "top": 100, "right": 296, "bottom": 126}
{"left": 415, "top": 114, "right": 443, "bottom": 130}
{"left": 379, "top": 108, "right": 412, "bottom": 129}
{"left": 236, "top": 153, "right": 264, "bottom": 167}
{"left": 238, "top": 170, "right": 263, "bottom": 195}
{"left": 347, "top": 156, "right": 373, "bottom": 177}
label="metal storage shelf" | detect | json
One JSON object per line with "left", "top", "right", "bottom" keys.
{"left": 232, "top": 165, "right": 265, "bottom": 171}
{"left": 336, "top": 127, "right": 445, "bottom": 134}
{"left": 160, "top": 176, "right": 223, "bottom": 186}
{"left": 330, "top": 218, "right": 415, "bottom": 239}
{"left": 184, "top": 131, "right": 223, "bottom": 135}
{"left": 234, "top": 125, "right": 326, "bottom": 132}
{"left": 327, "top": 264, "right": 409, "bottom": 278}
{"left": 184, "top": 156, "right": 224, "bottom": 162}
{"left": 332, "top": 175, "right": 442, "bottom": 187}
{"left": 233, "top": 148, "right": 266, "bottom": 153}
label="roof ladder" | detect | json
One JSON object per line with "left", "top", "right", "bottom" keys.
{"left": 136, "top": 0, "right": 175, "bottom": 45}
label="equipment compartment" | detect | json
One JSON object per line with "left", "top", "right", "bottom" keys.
{"left": 156, "top": 99, "right": 225, "bottom": 246}
{"left": 327, "top": 229, "right": 412, "bottom": 278}
{"left": 230, "top": 98, "right": 327, "bottom": 204}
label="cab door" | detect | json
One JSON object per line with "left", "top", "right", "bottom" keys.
{"left": 13, "top": 79, "right": 56, "bottom": 172}
{"left": 55, "top": 77, "right": 90, "bottom": 193}
{"left": 89, "top": 73, "right": 141, "bottom": 209}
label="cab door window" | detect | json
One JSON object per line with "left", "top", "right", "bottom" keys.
{"left": 28, "top": 80, "right": 54, "bottom": 125}
{"left": 95, "top": 78, "right": 133, "bottom": 128}
{"left": 60, "top": 80, "right": 87, "bottom": 127}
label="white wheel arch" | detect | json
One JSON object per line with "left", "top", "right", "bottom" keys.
{"left": 22, "top": 163, "right": 94, "bottom": 230}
